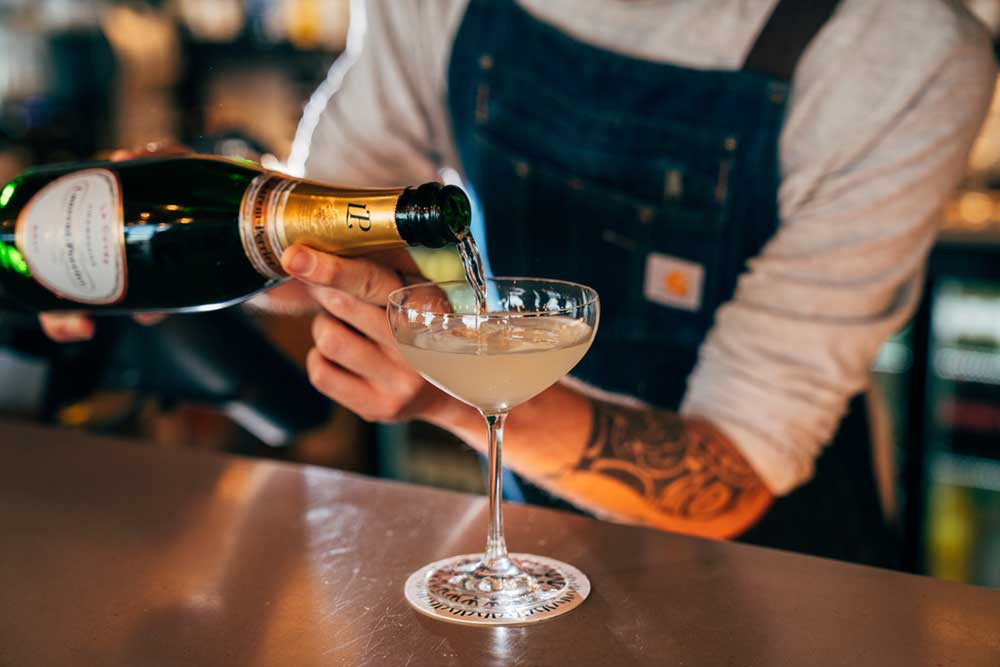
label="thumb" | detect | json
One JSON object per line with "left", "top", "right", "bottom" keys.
{"left": 281, "top": 245, "right": 404, "bottom": 305}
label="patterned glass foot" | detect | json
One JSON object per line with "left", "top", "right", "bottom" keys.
{"left": 404, "top": 553, "right": 590, "bottom": 626}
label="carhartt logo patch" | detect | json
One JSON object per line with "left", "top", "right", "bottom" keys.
{"left": 644, "top": 253, "right": 703, "bottom": 311}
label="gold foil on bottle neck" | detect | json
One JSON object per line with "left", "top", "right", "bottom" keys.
{"left": 277, "top": 182, "right": 405, "bottom": 255}
{"left": 239, "top": 175, "right": 406, "bottom": 279}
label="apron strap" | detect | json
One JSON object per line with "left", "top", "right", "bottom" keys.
{"left": 742, "top": 0, "right": 842, "bottom": 81}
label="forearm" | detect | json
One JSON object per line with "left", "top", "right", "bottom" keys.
{"left": 427, "top": 383, "right": 773, "bottom": 539}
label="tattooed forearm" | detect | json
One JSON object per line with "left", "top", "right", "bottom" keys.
{"left": 573, "top": 401, "right": 767, "bottom": 522}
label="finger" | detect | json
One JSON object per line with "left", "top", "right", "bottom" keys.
{"left": 132, "top": 313, "right": 166, "bottom": 326}
{"left": 311, "top": 312, "right": 398, "bottom": 382}
{"left": 310, "top": 287, "right": 396, "bottom": 348}
{"left": 281, "top": 245, "right": 403, "bottom": 305}
{"left": 39, "top": 313, "right": 95, "bottom": 342}
{"left": 305, "top": 348, "right": 376, "bottom": 415}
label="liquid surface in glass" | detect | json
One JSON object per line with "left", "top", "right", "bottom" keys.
{"left": 397, "top": 316, "right": 592, "bottom": 413}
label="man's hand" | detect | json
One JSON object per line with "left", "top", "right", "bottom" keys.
{"left": 281, "top": 244, "right": 462, "bottom": 423}
{"left": 39, "top": 311, "right": 164, "bottom": 342}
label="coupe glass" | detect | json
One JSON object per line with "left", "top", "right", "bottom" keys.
{"left": 387, "top": 277, "right": 599, "bottom": 626}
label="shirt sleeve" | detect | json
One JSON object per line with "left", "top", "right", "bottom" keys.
{"left": 680, "top": 10, "right": 997, "bottom": 495}
{"left": 286, "top": 0, "right": 455, "bottom": 187}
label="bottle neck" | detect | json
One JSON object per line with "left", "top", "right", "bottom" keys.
{"left": 239, "top": 174, "right": 407, "bottom": 279}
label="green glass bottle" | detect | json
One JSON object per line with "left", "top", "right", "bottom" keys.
{"left": 0, "top": 155, "right": 470, "bottom": 312}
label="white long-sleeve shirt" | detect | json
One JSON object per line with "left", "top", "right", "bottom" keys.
{"left": 290, "top": 0, "right": 996, "bottom": 494}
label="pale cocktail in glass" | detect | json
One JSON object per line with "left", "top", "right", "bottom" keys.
{"left": 388, "top": 277, "right": 599, "bottom": 626}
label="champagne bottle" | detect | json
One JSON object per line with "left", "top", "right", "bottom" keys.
{"left": 0, "top": 155, "right": 470, "bottom": 312}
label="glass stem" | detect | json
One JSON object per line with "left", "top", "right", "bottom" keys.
{"left": 483, "top": 411, "right": 510, "bottom": 570}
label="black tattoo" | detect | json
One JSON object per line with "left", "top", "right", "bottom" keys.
{"left": 574, "top": 402, "right": 765, "bottom": 520}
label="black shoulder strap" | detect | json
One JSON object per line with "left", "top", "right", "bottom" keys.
{"left": 742, "top": 0, "right": 842, "bottom": 81}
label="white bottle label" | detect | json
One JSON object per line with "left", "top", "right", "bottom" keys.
{"left": 16, "top": 169, "right": 126, "bottom": 304}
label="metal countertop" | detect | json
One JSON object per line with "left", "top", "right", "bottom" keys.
{"left": 0, "top": 421, "right": 997, "bottom": 666}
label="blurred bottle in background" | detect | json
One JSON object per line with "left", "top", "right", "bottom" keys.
{"left": 102, "top": 1, "right": 181, "bottom": 151}
{"left": 0, "top": 0, "right": 116, "bottom": 166}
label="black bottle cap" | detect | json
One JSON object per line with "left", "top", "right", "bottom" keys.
{"left": 395, "top": 183, "right": 471, "bottom": 248}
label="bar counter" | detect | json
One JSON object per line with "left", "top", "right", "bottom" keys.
{"left": 0, "top": 421, "right": 997, "bottom": 666}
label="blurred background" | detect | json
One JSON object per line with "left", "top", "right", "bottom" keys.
{"left": 0, "top": 0, "right": 999, "bottom": 588}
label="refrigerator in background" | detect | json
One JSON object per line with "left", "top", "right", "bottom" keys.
{"left": 920, "top": 240, "right": 1000, "bottom": 587}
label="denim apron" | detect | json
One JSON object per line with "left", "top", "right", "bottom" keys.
{"left": 448, "top": 0, "right": 898, "bottom": 567}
